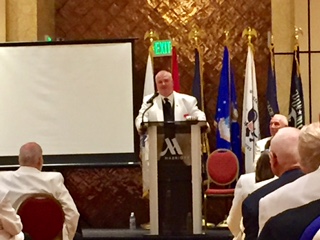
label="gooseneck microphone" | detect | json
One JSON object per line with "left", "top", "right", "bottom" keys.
{"left": 141, "top": 92, "right": 159, "bottom": 127}
{"left": 146, "top": 92, "right": 159, "bottom": 104}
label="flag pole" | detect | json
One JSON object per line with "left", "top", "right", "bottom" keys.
{"left": 294, "top": 26, "right": 303, "bottom": 76}
{"left": 189, "top": 27, "right": 210, "bottom": 156}
{"left": 241, "top": 27, "right": 260, "bottom": 173}
{"left": 140, "top": 30, "right": 159, "bottom": 202}
{"left": 288, "top": 26, "right": 305, "bottom": 129}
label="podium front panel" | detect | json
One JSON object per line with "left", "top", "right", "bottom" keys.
{"left": 148, "top": 122, "right": 203, "bottom": 235}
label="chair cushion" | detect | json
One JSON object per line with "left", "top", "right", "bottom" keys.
{"left": 205, "top": 188, "right": 235, "bottom": 195}
{"left": 17, "top": 194, "right": 64, "bottom": 240}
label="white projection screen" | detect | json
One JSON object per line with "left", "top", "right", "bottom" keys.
{"left": 0, "top": 40, "right": 136, "bottom": 167}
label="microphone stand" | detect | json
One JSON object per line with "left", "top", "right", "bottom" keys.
{"left": 141, "top": 92, "right": 159, "bottom": 127}
{"left": 141, "top": 101, "right": 155, "bottom": 127}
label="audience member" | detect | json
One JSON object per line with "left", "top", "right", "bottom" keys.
{"left": 227, "top": 151, "right": 275, "bottom": 240}
{"left": 258, "top": 199, "right": 320, "bottom": 240}
{"left": 254, "top": 114, "right": 288, "bottom": 166}
{"left": 258, "top": 122, "right": 320, "bottom": 235}
{"left": 0, "top": 189, "right": 24, "bottom": 240}
{"left": 255, "top": 151, "right": 274, "bottom": 182}
{"left": 242, "top": 127, "right": 304, "bottom": 240}
{"left": 0, "top": 142, "right": 80, "bottom": 240}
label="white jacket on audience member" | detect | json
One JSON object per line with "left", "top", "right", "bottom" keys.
{"left": 0, "top": 189, "right": 23, "bottom": 240}
{"left": 227, "top": 172, "right": 276, "bottom": 240}
{"left": 0, "top": 167, "right": 80, "bottom": 240}
{"left": 259, "top": 166, "right": 320, "bottom": 234}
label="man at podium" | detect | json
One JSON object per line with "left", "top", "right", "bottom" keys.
{"left": 135, "top": 70, "right": 207, "bottom": 235}
{"left": 135, "top": 70, "right": 206, "bottom": 132}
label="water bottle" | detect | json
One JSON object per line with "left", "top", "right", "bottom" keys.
{"left": 129, "top": 212, "right": 136, "bottom": 230}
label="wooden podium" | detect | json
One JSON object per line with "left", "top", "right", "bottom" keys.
{"left": 147, "top": 120, "right": 206, "bottom": 236}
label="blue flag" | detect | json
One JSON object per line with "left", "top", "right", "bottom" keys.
{"left": 192, "top": 48, "right": 202, "bottom": 110}
{"left": 215, "top": 46, "right": 231, "bottom": 149}
{"left": 266, "top": 47, "right": 279, "bottom": 122}
{"left": 288, "top": 46, "right": 305, "bottom": 129}
{"left": 230, "top": 68, "right": 243, "bottom": 175}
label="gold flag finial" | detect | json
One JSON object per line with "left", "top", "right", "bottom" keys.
{"left": 224, "top": 30, "right": 230, "bottom": 46}
{"left": 144, "top": 29, "right": 159, "bottom": 45}
{"left": 242, "top": 27, "right": 257, "bottom": 51}
{"left": 188, "top": 26, "right": 204, "bottom": 47}
{"left": 242, "top": 27, "right": 257, "bottom": 44}
{"left": 144, "top": 29, "right": 159, "bottom": 56}
{"left": 294, "top": 26, "right": 303, "bottom": 47}
{"left": 171, "top": 37, "right": 178, "bottom": 47}
{"left": 267, "top": 31, "right": 274, "bottom": 49}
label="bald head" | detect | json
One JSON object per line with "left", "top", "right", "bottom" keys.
{"left": 155, "top": 70, "right": 174, "bottom": 97}
{"left": 269, "top": 114, "right": 288, "bottom": 136}
{"left": 19, "top": 142, "right": 43, "bottom": 170}
{"left": 269, "top": 127, "right": 301, "bottom": 176}
{"left": 298, "top": 122, "right": 320, "bottom": 173}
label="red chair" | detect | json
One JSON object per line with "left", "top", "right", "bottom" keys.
{"left": 17, "top": 193, "right": 65, "bottom": 240}
{"left": 203, "top": 149, "right": 239, "bottom": 230}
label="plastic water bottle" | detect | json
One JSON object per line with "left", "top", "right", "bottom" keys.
{"left": 129, "top": 212, "right": 136, "bottom": 230}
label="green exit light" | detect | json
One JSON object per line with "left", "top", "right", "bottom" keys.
{"left": 153, "top": 40, "right": 172, "bottom": 57}
{"left": 44, "top": 35, "right": 52, "bottom": 42}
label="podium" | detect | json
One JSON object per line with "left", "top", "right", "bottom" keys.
{"left": 147, "top": 120, "right": 206, "bottom": 236}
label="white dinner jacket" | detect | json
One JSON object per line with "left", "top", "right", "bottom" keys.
{"left": 135, "top": 91, "right": 206, "bottom": 130}
{"left": 0, "top": 189, "right": 23, "bottom": 240}
{"left": 0, "top": 167, "right": 80, "bottom": 240}
{"left": 227, "top": 173, "right": 256, "bottom": 240}
{"left": 227, "top": 173, "right": 277, "bottom": 240}
{"left": 259, "top": 166, "right": 320, "bottom": 234}
{"left": 313, "top": 229, "right": 320, "bottom": 240}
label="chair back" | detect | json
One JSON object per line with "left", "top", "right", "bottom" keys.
{"left": 17, "top": 193, "right": 64, "bottom": 240}
{"left": 206, "top": 148, "right": 239, "bottom": 186}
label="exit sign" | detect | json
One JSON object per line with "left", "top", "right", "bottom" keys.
{"left": 153, "top": 40, "right": 172, "bottom": 57}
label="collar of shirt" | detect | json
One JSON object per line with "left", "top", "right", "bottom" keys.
{"left": 160, "top": 93, "right": 174, "bottom": 105}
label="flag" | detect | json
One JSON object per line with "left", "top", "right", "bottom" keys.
{"left": 192, "top": 47, "right": 209, "bottom": 179}
{"left": 143, "top": 53, "right": 155, "bottom": 97}
{"left": 266, "top": 46, "right": 279, "bottom": 122}
{"left": 215, "top": 46, "right": 231, "bottom": 149}
{"left": 215, "top": 46, "right": 243, "bottom": 174}
{"left": 172, "top": 46, "right": 180, "bottom": 92}
{"left": 140, "top": 52, "right": 154, "bottom": 196}
{"left": 230, "top": 67, "right": 243, "bottom": 175}
{"left": 288, "top": 46, "right": 305, "bottom": 129}
{"left": 192, "top": 48, "right": 202, "bottom": 110}
{"left": 242, "top": 46, "right": 260, "bottom": 173}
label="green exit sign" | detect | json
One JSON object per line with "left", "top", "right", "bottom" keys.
{"left": 153, "top": 40, "right": 172, "bottom": 57}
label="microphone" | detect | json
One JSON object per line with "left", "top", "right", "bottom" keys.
{"left": 146, "top": 92, "right": 159, "bottom": 104}
{"left": 141, "top": 92, "right": 159, "bottom": 127}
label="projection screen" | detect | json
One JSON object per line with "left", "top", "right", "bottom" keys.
{"left": 0, "top": 40, "right": 136, "bottom": 167}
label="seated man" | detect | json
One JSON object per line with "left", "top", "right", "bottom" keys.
{"left": 0, "top": 189, "right": 24, "bottom": 240}
{"left": 227, "top": 151, "right": 276, "bottom": 240}
{"left": 0, "top": 142, "right": 80, "bottom": 240}
{"left": 254, "top": 114, "right": 288, "bottom": 167}
{"left": 242, "top": 127, "right": 304, "bottom": 240}
{"left": 258, "top": 122, "right": 320, "bottom": 235}
{"left": 258, "top": 199, "right": 320, "bottom": 240}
